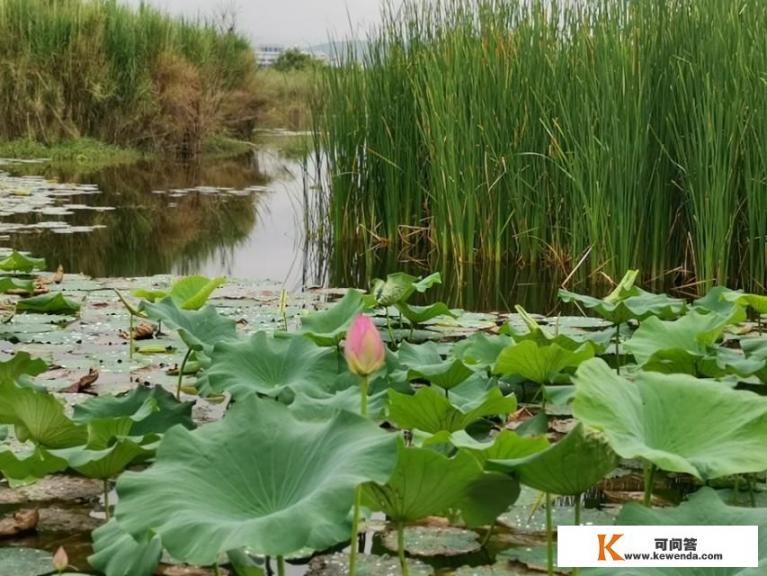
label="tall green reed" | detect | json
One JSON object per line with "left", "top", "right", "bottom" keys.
{"left": 318, "top": 0, "right": 767, "bottom": 291}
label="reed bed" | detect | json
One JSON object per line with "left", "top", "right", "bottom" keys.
{"left": 317, "top": 0, "right": 767, "bottom": 290}
{"left": 0, "top": 0, "right": 262, "bottom": 156}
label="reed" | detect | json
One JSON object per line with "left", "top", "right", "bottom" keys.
{"left": 0, "top": 0, "right": 261, "bottom": 157}
{"left": 318, "top": 0, "right": 767, "bottom": 290}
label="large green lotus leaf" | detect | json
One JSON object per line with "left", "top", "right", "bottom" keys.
{"left": 168, "top": 275, "right": 226, "bottom": 309}
{"left": 458, "top": 469, "right": 521, "bottom": 527}
{"left": 289, "top": 387, "right": 388, "bottom": 420}
{"left": 559, "top": 271, "right": 686, "bottom": 324}
{"left": 626, "top": 309, "right": 733, "bottom": 366}
{"left": 0, "top": 548, "right": 53, "bottom": 576}
{"left": 742, "top": 337, "right": 767, "bottom": 382}
{"left": 0, "top": 250, "right": 46, "bottom": 272}
{"left": 397, "top": 341, "right": 473, "bottom": 389}
{"left": 372, "top": 272, "right": 441, "bottom": 307}
{"left": 15, "top": 292, "right": 81, "bottom": 315}
{"left": 0, "top": 352, "right": 47, "bottom": 385}
{"left": 140, "top": 298, "right": 237, "bottom": 353}
{"left": 489, "top": 424, "right": 617, "bottom": 495}
{"left": 0, "top": 445, "right": 67, "bottom": 481}
{"left": 206, "top": 332, "right": 339, "bottom": 400}
{"left": 362, "top": 441, "right": 483, "bottom": 522}
{"left": 396, "top": 301, "right": 455, "bottom": 325}
{"left": 0, "top": 277, "right": 34, "bottom": 294}
{"left": 49, "top": 438, "right": 153, "bottom": 479}
{"left": 573, "top": 359, "right": 767, "bottom": 479}
{"left": 72, "top": 386, "right": 194, "bottom": 440}
{"left": 0, "top": 380, "right": 87, "bottom": 448}
{"left": 721, "top": 289, "right": 767, "bottom": 316}
{"left": 694, "top": 287, "right": 749, "bottom": 323}
{"left": 115, "top": 396, "right": 398, "bottom": 564}
{"left": 493, "top": 340, "right": 595, "bottom": 384}
{"left": 450, "top": 430, "right": 550, "bottom": 466}
{"left": 453, "top": 333, "right": 515, "bottom": 369}
{"left": 388, "top": 386, "right": 516, "bottom": 433}
{"left": 582, "top": 488, "right": 767, "bottom": 576}
{"left": 89, "top": 519, "right": 162, "bottom": 576}
{"left": 381, "top": 526, "right": 481, "bottom": 556}
{"left": 300, "top": 290, "right": 367, "bottom": 346}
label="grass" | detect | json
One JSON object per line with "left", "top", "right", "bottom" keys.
{"left": 0, "top": 0, "right": 262, "bottom": 158}
{"left": 0, "top": 138, "right": 143, "bottom": 170}
{"left": 255, "top": 69, "right": 318, "bottom": 132}
{"left": 317, "top": 0, "right": 767, "bottom": 292}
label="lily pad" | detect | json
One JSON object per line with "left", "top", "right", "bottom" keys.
{"left": 307, "top": 552, "right": 434, "bottom": 576}
{"left": 300, "top": 290, "right": 367, "bottom": 346}
{"left": 0, "top": 251, "right": 46, "bottom": 273}
{"left": 115, "top": 395, "right": 398, "bottom": 564}
{"left": 381, "top": 526, "right": 480, "bottom": 557}
{"left": 0, "top": 547, "right": 54, "bottom": 576}
{"left": 573, "top": 358, "right": 767, "bottom": 480}
{"left": 16, "top": 293, "right": 81, "bottom": 315}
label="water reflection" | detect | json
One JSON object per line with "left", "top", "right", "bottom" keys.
{"left": 1, "top": 151, "right": 312, "bottom": 287}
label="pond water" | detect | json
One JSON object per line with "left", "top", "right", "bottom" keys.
{"left": 0, "top": 142, "right": 576, "bottom": 314}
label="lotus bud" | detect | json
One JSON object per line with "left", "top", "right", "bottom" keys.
{"left": 52, "top": 547, "right": 68, "bottom": 572}
{"left": 344, "top": 314, "right": 385, "bottom": 377}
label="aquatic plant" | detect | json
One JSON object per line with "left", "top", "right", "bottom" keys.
{"left": 318, "top": 0, "right": 767, "bottom": 289}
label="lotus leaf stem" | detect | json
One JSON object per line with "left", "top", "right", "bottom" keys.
{"left": 176, "top": 347, "right": 193, "bottom": 400}
{"left": 348, "top": 374, "right": 370, "bottom": 576}
{"left": 574, "top": 493, "right": 581, "bottom": 526}
{"left": 277, "top": 556, "right": 286, "bottom": 576}
{"left": 129, "top": 313, "right": 134, "bottom": 359}
{"left": 480, "top": 522, "right": 495, "bottom": 548}
{"left": 397, "top": 522, "right": 410, "bottom": 576}
{"left": 614, "top": 322, "right": 621, "bottom": 374}
{"left": 545, "top": 492, "right": 554, "bottom": 576}
{"left": 643, "top": 462, "right": 656, "bottom": 507}
{"left": 386, "top": 311, "right": 395, "bottom": 347}
{"left": 103, "top": 479, "right": 111, "bottom": 521}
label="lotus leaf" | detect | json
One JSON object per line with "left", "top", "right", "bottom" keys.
{"left": 0, "top": 277, "right": 34, "bottom": 294}
{"left": 582, "top": 488, "right": 767, "bottom": 575}
{"left": 115, "top": 396, "right": 398, "bottom": 564}
{"left": 362, "top": 441, "right": 492, "bottom": 522}
{"left": 372, "top": 272, "right": 441, "bottom": 307}
{"left": 140, "top": 298, "right": 237, "bottom": 354}
{"left": 452, "top": 332, "right": 515, "bottom": 369}
{"left": 0, "top": 251, "right": 45, "bottom": 273}
{"left": 15, "top": 292, "right": 81, "bottom": 315}
{"left": 381, "top": 526, "right": 480, "bottom": 557}
{"left": 397, "top": 341, "right": 474, "bottom": 389}
{"left": 132, "top": 275, "right": 225, "bottom": 310}
{"left": 206, "top": 332, "right": 339, "bottom": 400}
{"left": 0, "top": 380, "right": 87, "bottom": 448}
{"left": 300, "top": 290, "right": 367, "bottom": 345}
{"left": 396, "top": 301, "right": 455, "bottom": 325}
{"left": 573, "top": 359, "right": 767, "bottom": 479}
{"left": 489, "top": 424, "right": 618, "bottom": 495}
{"left": 49, "top": 439, "right": 154, "bottom": 479}
{"left": 0, "top": 352, "right": 47, "bottom": 385}
{"left": 493, "top": 340, "right": 595, "bottom": 384}
{"left": 0, "top": 548, "right": 54, "bottom": 576}
{"left": 387, "top": 386, "right": 516, "bottom": 433}
{"left": 0, "top": 445, "right": 66, "bottom": 481}
{"left": 559, "top": 270, "right": 686, "bottom": 324}
{"left": 89, "top": 519, "right": 162, "bottom": 576}
{"left": 307, "top": 552, "right": 434, "bottom": 576}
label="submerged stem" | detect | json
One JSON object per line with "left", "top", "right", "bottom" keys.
{"left": 348, "top": 486, "right": 363, "bottom": 576}
{"left": 643, "top": 462, "right": 656, "bottom": 507}
{"left": 103, "top": 479, "right": 111, "bottom": 521}
{"left": 397, "top": 522, "right": 410, "bottom": 576}
{"left": 176, "top": 347, "right": 193, "bottom": 400}
{"left": 545, "top": 492, "right": 554, "bottom": 576}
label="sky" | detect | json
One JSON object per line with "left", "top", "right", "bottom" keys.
{"left": 119, "top": 0, "right": 389, "bottom": 46}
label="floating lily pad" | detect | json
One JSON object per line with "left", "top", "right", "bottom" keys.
{"left": 0, "top": 547, "right": 54, "bottom": 576}
{"left": 307, "top": 552, "right": 433, "bottom": 576}
{"left": 381, "top": 526, "right": 481, "bottom": 557}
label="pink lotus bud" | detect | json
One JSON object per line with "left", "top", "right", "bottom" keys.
{"left": 52, "top": 547, "right": 68, "bottom": 572}
{"left": 344, "top": 314, "right": 385, "bottom": 377}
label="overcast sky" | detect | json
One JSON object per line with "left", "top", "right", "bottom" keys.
{"left": 119, "top": 0, "right": 390, "bottom": 46}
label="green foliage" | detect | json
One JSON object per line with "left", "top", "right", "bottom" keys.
{"left": 0, "top": 251, "right": 45, "bottom": 272}
{"left": 89, "top": 519, "right": 162, "bottom": 576}
{"left": 114, "top": 396, "right": 398, "bottom": 564}
{"left": 319, "top": 1, "right": 767, "bottom": 287}
{"left": 15, "top": 292, "right": 81, "bottom": 315}
{"left": 573, "top": 359, "right": 767, "bottom": 480}
{"left": 132, "top": 275, "right": 224, "bottom": 310}
{"left": 272, "top": 48, "right": 325, "bottom": 72}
